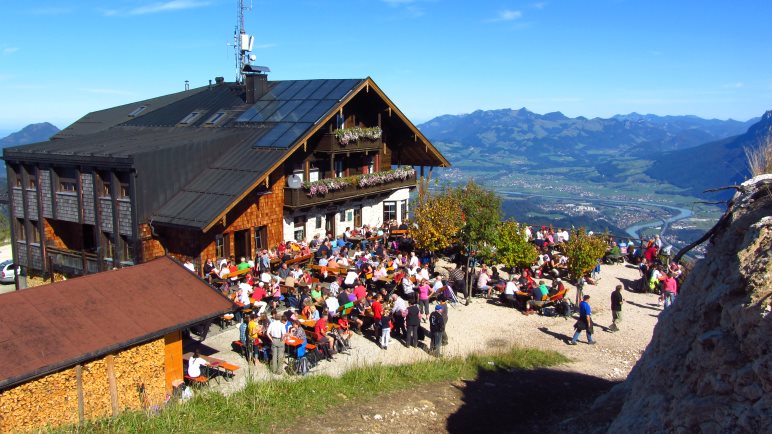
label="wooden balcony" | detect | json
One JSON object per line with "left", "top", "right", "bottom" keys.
{"left": 47, "top": 247, "right": 101, "bottom": 275}
{"left": 315, "top": 133, "right": 383, "bottom": 154}
{"left": 284, "top": 174, "right": 415, "bottom": 209}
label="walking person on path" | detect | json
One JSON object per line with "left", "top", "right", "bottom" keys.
{"left": 429, "top": 304, "right": 445, "bottom": 356}
{"left": 569, "top": 295, "right": 596, "bottom": 345}
{"left": 609, "top": 285, "right": 624, "bottom": 332}
{"left": 405, "top": 299, "right": 421, "bottom": 347}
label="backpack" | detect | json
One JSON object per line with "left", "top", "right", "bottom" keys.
{"left": 295, "top": 357, "right": 310, "bottom": 376}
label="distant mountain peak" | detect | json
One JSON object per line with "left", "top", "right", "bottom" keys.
{"left": 0, "top": 122, "right": 60, "bottom": 149}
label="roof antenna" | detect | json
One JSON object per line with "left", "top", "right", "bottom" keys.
{"left": 232, "top": 0, "right": 254, "bottom": 83}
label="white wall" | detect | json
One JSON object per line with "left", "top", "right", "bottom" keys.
{"left": 281, "top": 187, "right": 412, "bottom": 242}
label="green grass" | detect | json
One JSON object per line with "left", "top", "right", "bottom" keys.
{"left": 61, "top": 347, "right": 568, "bottom": 434}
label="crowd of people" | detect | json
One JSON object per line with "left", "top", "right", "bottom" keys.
{"left": 184, "top": 221, "right": 682, "bottom": 377}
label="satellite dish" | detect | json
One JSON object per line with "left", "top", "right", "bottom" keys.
{"left": 287, "top": 174, "right": 302, "bottom": 189}
{"left": 249, "top": 54, "right": 257, "bottom": 61}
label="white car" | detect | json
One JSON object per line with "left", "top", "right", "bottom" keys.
{"left": 0, "top": 260, "right": 16, "bottom": 284}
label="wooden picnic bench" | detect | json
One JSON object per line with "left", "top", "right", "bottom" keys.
{"left": 183, "top": 352, "right": 240, "bottom": 383}
{"left": 222, "top": 268, "right": 251, "bottom": 280}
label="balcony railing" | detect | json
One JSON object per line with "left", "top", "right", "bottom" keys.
{"left": 315, "top": 133, "right": 383, "bottom": 153}
{"left": 47, "top": 247, "right": 100, "bottom": 275}
{"left": 284, "top": 174, "right": 415, "bottom": 209}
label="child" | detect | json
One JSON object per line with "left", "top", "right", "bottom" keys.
{"left": 379, "top": 309, "right": 392, "bottom": 350}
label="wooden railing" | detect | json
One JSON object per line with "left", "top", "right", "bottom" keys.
{"left": 315, "top": 133, "right": 383, "bottom": 153}
{"left": 47, "top": 246, "right": 100, "bottom": 275}
{"left": 284, "top": 174, "right": 415, "bottom": 209}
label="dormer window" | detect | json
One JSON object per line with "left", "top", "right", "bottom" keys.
{"left": 204, "top": 111, "right": 227, "bottom": 126}
{"left": 128, "top": 106, "right": 147, "bottom": 117}
{"left": 178, "top": 111, "right": 202, "bottom": 125}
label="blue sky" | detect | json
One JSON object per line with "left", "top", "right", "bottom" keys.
{"left": 1, "top": 0, "right": 771, "bottom": 133}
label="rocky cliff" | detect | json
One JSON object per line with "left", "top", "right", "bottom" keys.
{"left": 595, "top": 175, "right": 772, "bottom": 433}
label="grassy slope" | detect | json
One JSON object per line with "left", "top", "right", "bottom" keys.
{"left": 62, "top": 347, "right": 568, "bottom": 433}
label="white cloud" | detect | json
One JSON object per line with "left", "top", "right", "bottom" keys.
{"left": 78, "top": 88, "right": 134, "bottom": 96}
{"left": 3, "top": 47, "right": 20, "bottom": 55}
{"left": 253, "top": 43, "right": 277, "bottom": 49}
{"left": 532, "top": 2, "right": 547, "bottom": 9}
{"left": 489, "top": 10, "right": 523, "bottom": 22}
{"left": 104, "top": 1, "right": 211, "bottom": 16}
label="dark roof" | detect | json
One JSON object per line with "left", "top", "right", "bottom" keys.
{"left": 3, "top": 127, "right": 255, "bottom": 166}
{"left": 54, "top": 87, "right": 209, "bottom": 139}
{"left": 151, "top": 143, "right": 287, "bottom": 227}
{"left": 0, "top": 256, "right": 234, "bottom": 390}
{"left": 3, "top": 77, "right": 449, "bottom": 231}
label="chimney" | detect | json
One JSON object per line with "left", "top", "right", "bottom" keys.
{"left": 245, "top": 73, "right": 268, "bottom": 104}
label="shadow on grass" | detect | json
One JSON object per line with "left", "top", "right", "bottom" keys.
{"left": 446, "top": 367, "right": 619, "bottom": 434}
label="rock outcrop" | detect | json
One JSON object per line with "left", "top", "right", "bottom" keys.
{"left": 595, "top": 175, "right": 772, "bottom": 433}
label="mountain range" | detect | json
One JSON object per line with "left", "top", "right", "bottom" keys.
{"left": 421, "top": 108, "right": 757, "bottom": 158}
{"left": 419, "top": 109, "right": 769, "bottom": 199}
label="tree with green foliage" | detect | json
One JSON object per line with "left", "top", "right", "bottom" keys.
{"left": 563, "top": 228, "right": 609, "bottom": 281}
{"left": 451, "top": 179, "right": 502, "bottom": 249}
{"left": 494, "top": 220, "right": 539, "bottom": 270}
{"left": 411, "top": 176, "right": 464, "bottom": 254}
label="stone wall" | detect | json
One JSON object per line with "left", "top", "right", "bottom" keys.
{"left": 596, "top": 176, "right": 772, "bottom": 433}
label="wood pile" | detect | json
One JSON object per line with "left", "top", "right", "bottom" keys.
{"left": 0, "top": 338, "right": 166, "bottom": 432}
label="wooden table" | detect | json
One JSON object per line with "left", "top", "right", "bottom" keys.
{"left": 183, "top": 352, "right": 240, "bottom": 382}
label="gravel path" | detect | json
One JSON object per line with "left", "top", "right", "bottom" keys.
{"left": 197, "top": 262, "right": 661, "bottom": 394}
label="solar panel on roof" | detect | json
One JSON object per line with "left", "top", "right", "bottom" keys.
{"left": 292, "top": 80, "right": 328, "bottom": 100}
{"left": 266, "top": 100, "right": 303, "bottom": 122}
{"left": 299, "top": 99, "right": 338, "bottom": 123}
{"left": 253, "top": 123, "right": 292, "bottom": 148}
{"left": 273, "top": 80, "right": 311, "bottom": 100}
{"left": 327, "top": 79, "right": 360, "bottom": 101}
{"left": 282, "top": 99, "right": 321, "bottom": 123}
{"left": 273, "top": 123, "right": 313, "bottom": 149}
{"left": 248, "top": 100, "right": 285, "bottom": 122}
{"left": 261, "top": 80, "right": 293, "bottom": 101}
{"left": 308, "top": 79, "right": 343, "bottom": 100}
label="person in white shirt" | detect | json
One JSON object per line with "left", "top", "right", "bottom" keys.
{"left": 501, "top": 278, "right": 518, "bottom": 308}
{"left": 325, "top": 293, "right": 340, "bottom": 315}
{"left": 267, "top": 313, "right": 287, "bottom": 374}
{"left": 402, "top": 273, "right": 415, "bottom": 301}
{"left": 329, "top": 278, "right": 341, "bottom": 297}
{"left": 187, "top": 351, "right": 209, "bottom": 378}
{"left": 417, "top": 264, "right": 430, "bottom": 282}
{"left": 183, "top": 260, "right": 195, "bottom": 272}
{"left": 344, "top": 270, "right": 358, "bottom": 287}
{"left": 409, "top": 252, "right": 420, "bottom": 269}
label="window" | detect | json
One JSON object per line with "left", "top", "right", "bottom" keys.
{"left": 215, "top": 234, "right": 225, "bottom": 258}
{"left": 334, "top": 158, "right": 345, "bottom": 178}
{"left": 383, "top": 201, "right": 397, "bottom": 223}
{"left": 16, "top": 219, "right": 25, "bottom": 242}
{"left": 58, "top": 168, "right": 78, "bottom": 193}
{"left": 117, "top": 173, "right": 130, "bottom": 199}
{"left": 254, "top": 226, "right": 267, "bottom": 251}
{"left": 293, "top": 217, "right": 306, "bottom": 242}
{"left": 128, "top": 106, "right": 147, "bottom": 117}
{"left": 292, "top": 167, "right": 305, "bottom": 183}
{"left": 121, "top": 236, "right": 134, "bottom": 263}
{"left": 340, "top": 210, "right": 347, "bottom": 223}
{"left": 315, "top": 216, "right": 322, "bottom": 230}
{"left": 15, "top": 174, "right": 21, "bottom": 188}
{"left": 104, "top": 233, "right": 115, "bottom": 260}
{"left": 400, "top": 200, "right": 409, "bottom": 223}
{"left": 27, "top": 174, "right": 37, "bottom": 190}
{"left": 354, "top": 207, "right": 362, "bottom": 228}
{"left": 367, "top": 157, "right": 374, "bottom": 174}
{"left": 179, "top": 111, "right": 201, "bottom": 125}
{"left": 102, "top": 182, "right": 111, "bottom": 197}
{"left": 204, "top": 111, "right": 227, "bottom": 126}
{"left": 309, "top": 162, "right": 320, "bottom": 182}
{"left": 30, "top": 221, "right": 40, "bottom": 244}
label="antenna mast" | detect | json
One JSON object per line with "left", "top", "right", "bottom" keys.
{"left": 233, "top": 0, "right": 253, "bottom": 83}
